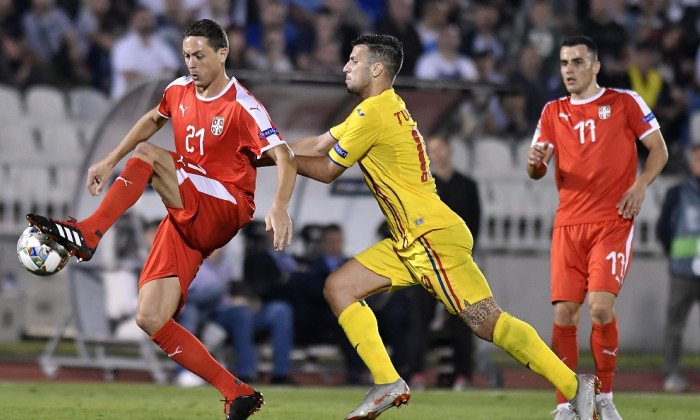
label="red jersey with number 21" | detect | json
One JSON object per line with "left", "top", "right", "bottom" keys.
{"left": 532, "top": 88, "right": 660, "bottom": 227}
{"left": 157, "top": 75, "right": 285, "bottom": 200}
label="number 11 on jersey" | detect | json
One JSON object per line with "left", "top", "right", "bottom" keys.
{"left": 573, "top": 119, "right": 596, "bottom": 144}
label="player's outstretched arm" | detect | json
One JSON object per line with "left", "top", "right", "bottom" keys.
{"left": 263, "top": 143, "right": 297, "bottom": 251}
{"left": 257, "top": 132, "right": 337, "bottom": 168}
{"left": 296, "top": 154, "right": 346, "bottom": 184}
{"left": 290, "top": 131, "right": 337, "bottom": 157}
{"left": 87, "top": 107, "right": 167, "bottom": 196}
{"left": 616, "top": 129, "right": 668, "bottom": 219}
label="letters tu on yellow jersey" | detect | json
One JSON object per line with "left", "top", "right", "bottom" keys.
{"left": 328, "top": 89, "right": 463, "bottom": 249}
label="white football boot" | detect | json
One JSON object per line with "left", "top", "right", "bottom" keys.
{"left": 568, "top": 374, "right": 600, "bottom": 420}
{"left": 344, "top": 378, "right": 410, "bottom": 420}
{"left": 596, "top": 393, "right": 622, "bottom": 420}
{"left": 551, "top": 403, "right": 576, "bottom": 420}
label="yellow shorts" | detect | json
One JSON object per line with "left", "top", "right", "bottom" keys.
{"left": 355, "top": 223, "right": 492, "bottom": 314}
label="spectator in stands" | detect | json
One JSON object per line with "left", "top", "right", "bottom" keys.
{"left": 286, "top": 224, "right": 341, "bottom": 345}
{"left": 625, "top": 0, "right": 667, "bottom": 45}
{"left": 656, "top": 143, "right": 700, "bottom": 393}
{"left": 208, "top": 0, "right": 235, "bottom": 29}
{"left": 309, "top": 39, "right": 343, "bottom": 73}
{"left": 286, "top": 0, "right": 325, "bottom": 31}
{"left": 249, "top": 27, "right": 294, "bottom": 72}
{"left": 414, "top": 24, "right": 477, "bottom": 81}
{"left": 508, "top": 43, "right": 552, "bottom": 133}
{"left": 658, "top": 25, "right": 697, "bottom": 91}
{"left": 627, "top": 41, "right": 687, "bottom": 161}
{"left": 482, "top": 89, "right": 529, "bottom": 141}
{"left": 580, "top": 0, "right": 629, "bottom": 87}
{"left": 0, "top": 0, "right": 24, "bottom": 84}
{"left": 76, "top": 0, "right": 123, "bottom": 93}
{"left": 373, "top": 0, "right": 423, "bottom": 76}
{"left": 225, "top": 25, "right": 251, "bottom": 70}
{"left": 110, "top": 5, "right": 179, "bottom": 99}
{"left": 460, "top": 2, "right": 505, "bottom": 64}
{"left": 415, "top": 0, "right": 450, "bottom": 53}
{"left": 176, "top": 246, "right": 296, "bottom": 386}
{"left": 246, "top": 0, "right": 295, "bottom": 56}
{"left": 21, "top": 0, "right": 90, "bottom": 85}
{"left": 521, "top": 0, "right": 561, "bottom": 80}
{"left": 324, "top": 0, "right": 370, "bottom": 56}
{"left": 406, "top": 135, "right": 484, "bottom": 390}
{"left": 451, "top": 47, "right": 505, "bottom": 141}
{"left": 238, "top": 223, "right": 297, "bottom": 385}
{"left": 0, "top": 0, "right": 20, "bottom": 84}
{"left": 294, "top": 6, "right": 346, "bottom": 71}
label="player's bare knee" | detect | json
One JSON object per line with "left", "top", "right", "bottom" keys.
{"left": 135, "top": 309, "right": 168, "bottom": 335}
{"left": 459, "top": 297, "right": 501, "bottom": 341}
{"left": 588, "top": 303, "right": 614, "bottom": 325}
{"left": 553, "top": 301, "right": 582, "bottom": 326}
{"left": 323, "top": 274, "right": 342, "bottom": 303}
{"left": 132, "top": 142, "right": 160, "bottom": 165}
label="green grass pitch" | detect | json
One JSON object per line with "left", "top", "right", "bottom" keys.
{"left": 1, "top": 382, "right": 699, "bottom": 419}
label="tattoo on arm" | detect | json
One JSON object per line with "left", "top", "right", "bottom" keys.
{"left": 459, "top": 297, "right": 499, "bottom": 331}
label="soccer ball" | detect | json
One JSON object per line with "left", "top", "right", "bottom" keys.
{"left": 17, "top": 226, "right": 70, "bottom": 276}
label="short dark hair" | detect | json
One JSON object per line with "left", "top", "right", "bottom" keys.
{"left": 183, "top": 19, "right": 229, "bottom": 51}
{"left": 561, "top": 36, "right": 598, "bottom": 61}
{"left": 351, "top": 34, "right": 404, "bottom": 79}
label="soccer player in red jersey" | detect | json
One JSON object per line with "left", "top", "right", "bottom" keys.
{"left": 27, "top": 19, "right": 295, "bottom": 420}
{"left": 527, "top": 36, "right": 668, "bottom": 420}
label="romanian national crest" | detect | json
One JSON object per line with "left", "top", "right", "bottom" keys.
{"left": 598, "top": 105, "right": 611, "bottom": 119}
{"left": 211, "top": 116, "right": 225, "bottom": 135}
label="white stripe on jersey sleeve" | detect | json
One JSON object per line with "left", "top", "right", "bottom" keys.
{"left": 610, "top": 88, "right": 661, "bottom": 140}
{"left": 233, "top": 80, "right": 284, "bottom": 155}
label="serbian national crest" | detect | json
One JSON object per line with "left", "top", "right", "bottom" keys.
{"left": 211, "top": 116, "right": 225, "bottom": 135}
{"left": 598, "top": 105, "right": 611, "bottom": 119}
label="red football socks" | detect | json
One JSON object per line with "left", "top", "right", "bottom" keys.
{"left": 150, "top": 319, "right": 252, "bottom": 399}
{"left": 78, "top": 158, "right": 153, "bottom": 247}
{"left": 552, "top": 323, "right": 579, "bottom": 404}
{"left": 591, "top": 317, "right": 618, "bottom": 394}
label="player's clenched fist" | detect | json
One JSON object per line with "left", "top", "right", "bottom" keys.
{"left": 528, "top": 142, "right": 550, "bottom": 167}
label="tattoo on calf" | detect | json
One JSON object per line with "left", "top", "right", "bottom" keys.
{"left": 459, "top": 297, "right": 498, "bottom": 331}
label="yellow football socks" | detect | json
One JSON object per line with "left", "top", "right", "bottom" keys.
{"left": 493, "top": 312, "right": 578, "bottom": 400}
{"left": 338, "top": 300, "right": 400, "bottom": 384}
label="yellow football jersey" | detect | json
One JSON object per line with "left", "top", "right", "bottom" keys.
{"left": 328, "top": 89, "right": 463, "bottom": 249}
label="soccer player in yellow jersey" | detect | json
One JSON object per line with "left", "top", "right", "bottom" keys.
{"left": 290, "top": 35, "right": 599, "bottom": 420}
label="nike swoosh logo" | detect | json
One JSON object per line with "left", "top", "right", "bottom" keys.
{"left": 168, "top": 346, "right": 182, "bottom": 357}
{"left": 373, "top": 391, "right": 390, "bottom": 405}
{"left": 354, "top": 343, "right": 360, "bottom": 352}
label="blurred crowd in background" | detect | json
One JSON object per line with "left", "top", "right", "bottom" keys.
{"left": 3, "top": 0, "right": 700, "bottom": 167}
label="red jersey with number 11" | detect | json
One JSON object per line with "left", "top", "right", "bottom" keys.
{"left": 157, "top": 76, "right": 285, "bottom": 200}
{"left": 532, "top": 88, "right": 660, "bottom": 227}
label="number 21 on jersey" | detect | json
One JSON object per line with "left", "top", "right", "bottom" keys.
{"left": 573, "top": 119, "right": 596, "bottom": 144}
{"left": 185, "top": 125, "right": 205, "bottom": 155}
